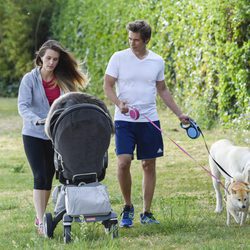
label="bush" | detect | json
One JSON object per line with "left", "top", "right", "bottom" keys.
{"left": 0, "top": 0, "right": 55, "bottom": 97}
{"left": 50, "top": 0, "right": 249, "bottom": 129}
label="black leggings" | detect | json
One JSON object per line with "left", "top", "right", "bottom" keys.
{"left": 23, "top": 135, "right": 55, "bottom": 190}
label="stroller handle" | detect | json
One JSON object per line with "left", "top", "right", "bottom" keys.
{"left": 36, "top": 118, "right": 46, "bottom": 125}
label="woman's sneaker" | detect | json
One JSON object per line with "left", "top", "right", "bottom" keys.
{"left": 37, "top": 223, "right": 44, "bottom": 236}
{"left": 34, "top": 217, "right": 39, "bottom": 227}
{"left": 120, "top": 205, "right": 134, "bottom": 228}
{"left": 140, "top": 212, "right": 159, "bottom": 224}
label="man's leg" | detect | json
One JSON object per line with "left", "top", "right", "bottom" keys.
{"left": 141, "top": 158, "right": 156, "bottom": 213}
{"left": 114, "top": 121, "right": 135, "bottom": 227}
{"left": 140, "top": 158, "right": 159, "bottom": 224}
{"left": 117, "top": 154, "right": 132, "bottom": 206}
{"left": 118, "top": 154, "right": 134, "bottom": 227}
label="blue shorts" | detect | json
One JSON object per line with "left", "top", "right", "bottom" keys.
{"left": 114, "top": 121, "right": 164, "bottom": 160}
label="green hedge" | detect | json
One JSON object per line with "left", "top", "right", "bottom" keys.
{"left": 51, "top": 0, "right": 249, "bottom": 129}
{"left": 0, "top": 0, "right": 249, "bottom": 130}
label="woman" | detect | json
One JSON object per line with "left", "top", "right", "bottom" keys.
{"left": 18, "top": 40, "right": 88, "bottom": 234}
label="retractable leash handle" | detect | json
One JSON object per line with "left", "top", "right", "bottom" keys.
{"left": 180, "top": 118, "right": 200, "bottom": 139}
{"left": 129, "top": 107, "right": 140, "bottom": 120}
{"left": 124, "top": 106, "right": 140, "bottom": 120}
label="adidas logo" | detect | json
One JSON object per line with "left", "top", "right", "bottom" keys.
{"left": 157, "top": 148, "right": 163, "bottom": 153}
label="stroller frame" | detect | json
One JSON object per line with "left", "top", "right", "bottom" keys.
{"left": 43, "top": 100, "right": 118, "bottom": 243}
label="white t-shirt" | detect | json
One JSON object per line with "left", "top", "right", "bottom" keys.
{"left": 105, "top": 48, "right": 165, "bottom": 122}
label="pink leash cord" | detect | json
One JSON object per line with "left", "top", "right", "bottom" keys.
{"left": 128, "top": 107, "right": 228, "bottom": 192}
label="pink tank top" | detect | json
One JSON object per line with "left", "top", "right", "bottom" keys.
{"left": 42, "top": 77, "right": 60, "bottom": 105}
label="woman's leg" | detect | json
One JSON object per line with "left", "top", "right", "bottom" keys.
{"left": 23, "top": 136, "right": 54, "bottom": 226}
{"left": 33, "top": 190, "right": 47, "bottom": 223}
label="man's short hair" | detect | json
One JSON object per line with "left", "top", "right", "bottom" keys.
{"left": 126, "top": 20, "right": 151, "bottom": 43}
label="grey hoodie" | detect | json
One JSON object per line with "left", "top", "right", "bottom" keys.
{"left": 18, "top": 67, "right": 62, "bottom": 139}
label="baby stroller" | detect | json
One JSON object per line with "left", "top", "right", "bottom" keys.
{"left": 43, "top": 93, "right": 118, "bottom": 243}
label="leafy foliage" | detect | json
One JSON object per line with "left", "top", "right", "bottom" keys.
{"left": 0, "top": 0, "right": 249, "bottom": 129}
{"left": 50, "top": 0, "right": 249, "bottom": 129}
{"left": 0, "top": 0, "right": 55, "bottom": 96}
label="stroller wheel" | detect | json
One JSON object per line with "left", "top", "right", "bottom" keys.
{"left": 103, "top": 220, "right": 119, "bottom": 239}
{"left": 64, "top": 225, "right": 71, "bottom": 243}
{"left": 43, "top": 213, "right": 54, "bottom": 238}
{"left": 110, "top": 224, "right": 119, "bottom": 239}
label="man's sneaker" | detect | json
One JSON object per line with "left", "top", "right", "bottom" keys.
{"left": 120, "top": 205, "right": 134, "bottom": 228}
{"left": 140, "top": 212, "right": 159, "bottom": 225}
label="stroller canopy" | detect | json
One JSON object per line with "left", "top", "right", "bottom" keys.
{"left": 51, "top": 103, "right": 113, "bottom": 181}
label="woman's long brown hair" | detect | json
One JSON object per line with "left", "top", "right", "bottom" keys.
{"left": 35, "top": 40, "right": 88, "bottom": 92}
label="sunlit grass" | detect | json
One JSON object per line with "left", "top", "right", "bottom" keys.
{"left": 0, "top": 97, "right": 249, "bottom": 249}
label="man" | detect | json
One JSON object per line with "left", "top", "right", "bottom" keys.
{"left": 103, "top": 20, "right": 189, "bottom": 227}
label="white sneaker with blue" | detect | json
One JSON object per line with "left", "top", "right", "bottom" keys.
{"left": 140, "top": 212, "right": 159, "bottom": 224}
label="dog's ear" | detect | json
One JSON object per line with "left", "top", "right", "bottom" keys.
{"left": 242, "top": 182, "right": 250, "bottom": 192}
{"left": 231, "top": 188, "right": 237, "bottom": 194}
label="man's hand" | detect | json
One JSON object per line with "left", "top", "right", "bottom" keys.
{"left": 178, "top": 114, "right": 190, "bottom": 124}
{"left": 118, "top": 101, "right": 129, "bottom": 114}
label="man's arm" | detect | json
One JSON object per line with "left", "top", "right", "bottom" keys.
{"left": 103, "top": 74, "right": 129, "bottom": 114}
{"left": 156, "top": 80, "right": 189, "bottom": 123}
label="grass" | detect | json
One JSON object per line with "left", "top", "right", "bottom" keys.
{"left": 0, "top": 97, "right": 249, "bottom": 250}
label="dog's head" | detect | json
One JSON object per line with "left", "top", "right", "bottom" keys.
{"left": 229, "top": 181, "right": 250, "bottom": 210}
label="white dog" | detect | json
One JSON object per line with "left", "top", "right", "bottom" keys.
{"left": 209, "top": 139, "right": 250, "bottom": 225}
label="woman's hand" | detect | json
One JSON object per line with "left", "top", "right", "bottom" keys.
{"left": 36, "top": 118, "right": 46, "bottom": 125}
